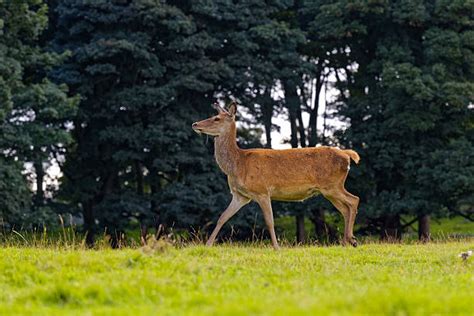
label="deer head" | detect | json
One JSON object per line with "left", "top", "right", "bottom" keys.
{"left": 192, "top": 102, "right": 237, "bottom": 136}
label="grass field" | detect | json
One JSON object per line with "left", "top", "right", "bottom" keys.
{"left": 275, "top": 215, "right": 474, "bottom": 242}
{"left": 1, "top": 241, "right": 473, "bottom": 315}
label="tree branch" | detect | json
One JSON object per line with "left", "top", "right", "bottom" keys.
{"left": 400, "top": 217, "right": 418, "bottom": 229}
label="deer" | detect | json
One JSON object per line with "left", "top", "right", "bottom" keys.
{"left": 192, "top": 101, "right": 360, "bottom": 250}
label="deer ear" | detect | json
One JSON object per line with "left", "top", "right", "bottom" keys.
{"left": 228, "top": 101, "right": 237, "bottom": 116}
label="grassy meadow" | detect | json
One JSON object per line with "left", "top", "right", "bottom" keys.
{"left": 1, "top": 240, "right": 473, "bottom": 315}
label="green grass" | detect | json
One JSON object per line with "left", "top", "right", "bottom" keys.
{"left": 431, "top": 216, "right": 474, "bottom": 236}
{"left": 1, "top": 241, "right": 473, "bottom": 315}
{"left": 275, "top": 215, "right": 474, "bottom": 242}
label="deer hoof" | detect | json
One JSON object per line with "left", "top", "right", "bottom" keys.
{"left": 350, "top": 237, "right": 358, "bottom": 248}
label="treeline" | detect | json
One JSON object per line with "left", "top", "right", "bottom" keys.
{"left": 0, "top": 1, "right": 473, "bottom": 245}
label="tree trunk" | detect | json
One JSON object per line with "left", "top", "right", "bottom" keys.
{"left": 308, "top": 108, "right": 318, "bottom": 147}
{"left": 381, "top": 214, "right": 402, "bottom": 242}
{"left": 308, "top": 76, "right": 323, "bottom": 147}
{"left": 150, "top": 181, "right": 162, "bottom": 239}
{"left": 264, "top": 118, "right": 272, "bottom": 148}
{"left": 262, "top": 95, "right": 273, "bottom": 149}
{"left": 289, "top": 109, "right": 299, "bottom": 148}
{"left": 312, "top": 209, "right": 326, "bottom": 242}
{"left": 34, "top": 160, "right": 45, "bottom": 207}
{"left": 83, "top": 200, "right": 95, "bottom": 247}
{"left": 311, "top": 208, "right": 339, "bottom": 244}
{"left": 296, "top": 214, "right": 306, "bottom": 243}
{"left": 284, "top": 81, "right": 300, "bottom": 148}
{"left": 110, "top": 230, "right": 124, "bottom": 249}
{"left": 296, "top": 106, "right": 306, "bottom": 147}
{"left": 98, "top": 170, "right": 119, "bottom": 248}
{"left": 284, "top": 81, "right": 304, "bottom": 241}
{"left": 135, "top": 161, "right": 148, "bottom": 244}
{"left": 418, "top": 214, "right": 430, "bottom": 243}
{"left": 321, "top": 104, "right": 328, "bottom": 145}
{"left": 140, "top": 223, "right": 148, "bottom": 245}
{"left": 135, "top": 161, "right": 144, "bottom": 196}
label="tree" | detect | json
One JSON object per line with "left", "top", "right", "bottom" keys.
{"left": 0, "top": 0, "right": 77, "bottom": 228}
{"left": 52, "top": 0, "right": 215, "bottom": 245}
{"left": 310, "top": 0, "right": 474, "bottom": 240}
{"left": 53, "top": 0, "right": 306, "bottom": 245}
{"left": 267, "top": 2, "right": 342, "bottom": 244}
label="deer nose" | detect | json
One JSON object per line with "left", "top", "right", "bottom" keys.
{"left": 192, "top": 122, "right": 198, "bottom": 128}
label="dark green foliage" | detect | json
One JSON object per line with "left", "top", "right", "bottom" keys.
{"left": 1, "top": 0, "right": 472, "bottom": 242}
{"left": 308, "top": 0, "right": 474, "bottom": 237}
{"left": 52, "top": 0, "right": 209, "bottom": 241}
{"left": 0, "top": 159, "right": 29, "bottom": 227}
{"left": 52, "top": 0, "right": 304, "bottom": 243}
{"left": 0, "top": 0, "right": 77, "bottom": 227}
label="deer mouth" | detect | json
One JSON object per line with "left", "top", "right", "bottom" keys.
{"left": 192, "top": 122, "right": 203, "bottom": 134}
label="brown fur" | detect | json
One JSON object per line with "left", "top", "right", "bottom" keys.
{"left": 192, "top": 102, "right": 360, "bottom": 249}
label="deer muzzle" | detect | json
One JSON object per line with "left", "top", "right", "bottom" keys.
{"left": 192, "top": 122, "right": 202, "bottom": 134}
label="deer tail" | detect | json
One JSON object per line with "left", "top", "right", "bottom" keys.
{"left": 343, "top": 149, "right": 360, "bottom": 164}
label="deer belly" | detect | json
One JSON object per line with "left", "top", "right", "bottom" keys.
{"left": 270, "top": 186, "right": 320, "bottom": 202}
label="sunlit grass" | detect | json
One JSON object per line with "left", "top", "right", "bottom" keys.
{"left": 0, "top": 241, "right": 473, "bottom": 315}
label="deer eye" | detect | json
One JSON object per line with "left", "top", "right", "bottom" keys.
{"left": 214, "top": 117, "right": 220, "bottom": 121}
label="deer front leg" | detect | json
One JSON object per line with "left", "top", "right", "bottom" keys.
{"left": 255, "top": 196, "right": 280, "bottom": 250}
{"left": 206, "top": 193, "right": 250, "bottom": 247}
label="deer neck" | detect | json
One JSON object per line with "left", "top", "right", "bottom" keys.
{"left": 214, "top": 123, "right": 241, "bottom": 176}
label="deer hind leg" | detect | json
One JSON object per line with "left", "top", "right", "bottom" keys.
{"left": 255, "top": 195, "right": 280, "bottom": 250}
{"left": 322, "top": 189, "right": 359, "bottom": 247}
{"left": 206, "top": 193, "right": 250, "bottom": 247}
{"left": 342, "top": 189, "right": 359, "bottom": 246}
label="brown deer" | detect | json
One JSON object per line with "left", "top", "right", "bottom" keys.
{"left": 192, "top": 101, "right": 360, "bottom": 249}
